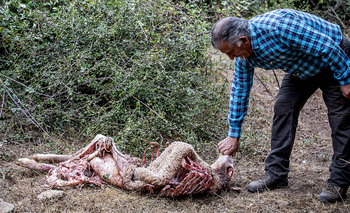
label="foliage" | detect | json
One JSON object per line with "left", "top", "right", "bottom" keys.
{"left": 0, "top": 0, "right": 229, "bottom": 155}
{"left": 212, "top": 0, "right": 349, "bottom": 31}
{"left": 2, "top": 0, "right": 348, "bottom": 157}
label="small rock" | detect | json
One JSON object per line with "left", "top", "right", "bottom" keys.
{"left": 0, "top": 199, "right": 15, "bottom": 213}
{"left": 229, "top": 186, "right": 242, "bottom": 192}
{"left": 275, "top": 200, "right": 289, "bottom": 206}
{"left": 37, "top": 190, "right": 64, "bottom": 200}
{"left": 305, "top": 180, "right": 315, "bottom": 187}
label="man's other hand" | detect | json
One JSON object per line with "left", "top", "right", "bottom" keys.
{"left": 341, "top": 84, "right": 350, "bottom": 99}
{"left": 218, "top": 137, "right": 239, "bottom": 156}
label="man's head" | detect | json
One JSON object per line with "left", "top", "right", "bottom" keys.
{"left": 211, "top": 17, "right": 252, "bottom": 60}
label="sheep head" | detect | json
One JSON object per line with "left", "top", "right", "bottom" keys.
{"left": 210, "top": 155, "right": 234, "bottom": 192}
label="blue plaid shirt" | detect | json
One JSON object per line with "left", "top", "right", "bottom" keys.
{"left": 228, "top": 9, "right": 350, "bottom": 138}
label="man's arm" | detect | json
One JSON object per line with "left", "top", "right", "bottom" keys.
{"left": 227, "top": 59, "right": 255, "bottom": 138}
{"left": 218, "top": 59, "right": 254, "bottom": 155}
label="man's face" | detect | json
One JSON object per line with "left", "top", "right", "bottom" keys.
{"left": 218, "top": 38, "right": 252, "bottom": 60}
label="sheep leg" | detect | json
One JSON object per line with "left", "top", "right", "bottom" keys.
{"left": 46, "top": 179, "right": 84, "bottom": 188}
{"left": 73, "top": 134, "right": 111, "bottom": 159}
{"left": 16, "top": 158, "right": 56, "bottom": 172}
{"left": 141, "top": 139, "right": 159, "bottom": 165}
{"left": 18, "top": 134, "right": 108, "bottom": 165}
{"left": 32, "top": 154, "right": 73, "bottom": 163}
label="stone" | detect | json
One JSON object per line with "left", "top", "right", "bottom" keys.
{"left": 275, "top": 200, "right": 289, "bottom": 206}
{"left": 0, "top": 199, "right": 15, "bottom": 213}
{"left": 37, "top": 190, "right": 64, "bottom": 200}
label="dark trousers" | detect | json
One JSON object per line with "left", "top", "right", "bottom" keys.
{"left": 265, "top": 36, "right": 350, "bottom": 188}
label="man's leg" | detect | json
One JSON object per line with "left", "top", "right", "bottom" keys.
{"left": 318, "top": 70, "right": 350, "bottom": 202}
{"left": 248, "top": 73, "right": 319, "bottom": 192}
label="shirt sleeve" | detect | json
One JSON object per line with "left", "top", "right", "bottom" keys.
{"left": 276, "top": 14, "right": 350, "bottom": 85}
{"left": 228, "top": 59, "right": 254, "bottom": 138}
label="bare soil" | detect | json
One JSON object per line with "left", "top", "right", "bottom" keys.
{"left": 1, "top": 52, "right": 350, "bottom": 212}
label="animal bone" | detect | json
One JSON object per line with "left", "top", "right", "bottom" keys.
{"left": 16, "top": 134, "right": 234, "bottom": 197}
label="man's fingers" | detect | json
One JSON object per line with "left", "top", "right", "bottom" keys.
{"left": 218, "top": 139, "right": 228, "bottom": 147}
{"left": 221, "top": 145, "right": 234, "bottom": 155}
{"left": 218, "top": 142, "right": 224, "bottom": 150}
{"left": 218, "top": 137, "right": 239, "bottom": 155}
{"left": 224, "top": 147, "right": 236, "bottom": 155}
{"left": 219, "top": 141, "right": 230, "bottom": 153}
{"left": 218, "top": 141, "right": 228, "bottom": 151}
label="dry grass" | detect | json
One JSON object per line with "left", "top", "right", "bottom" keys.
{"left": 1, "top": 52, "right": 350, "bottom": 212}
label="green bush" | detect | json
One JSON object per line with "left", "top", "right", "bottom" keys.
{"left": 0, "top": 0, "right": 229, "bottom": 155}
{"left": 214, "top": 0, "right": 349, "bottom": 30}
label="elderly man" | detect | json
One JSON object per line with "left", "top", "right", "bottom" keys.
{"left": 211, "top": 9, "right": 350, "bottom": 203}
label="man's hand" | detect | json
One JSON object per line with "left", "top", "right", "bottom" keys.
{"left": 218, "top": 137, "right": 239, "bottom": 156}
{"left": 341, "top": 84, "right": 350, "bottom": 99}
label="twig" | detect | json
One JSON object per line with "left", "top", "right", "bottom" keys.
{"left": 1, "top": 168, "right": 5, "bottom": 180}
{"left": 0, "top": 73, "right": 116, "bottom": 99}
{"left": 0, "top": 75, "right": 175, "bottom": 149}
{"left": 0, "top": 91, "right": 5, "bottom": 118}
{"left": 230, "top": 0, "right": 242, "bottom": 18}
{"left": 272, "top": 70, "right": 280, "bottom": 88}
{"left": 299, "top": 129, "right": 331, "bottom": 162}
{"left": 255, "top": 71, "right": 332, "bottom": 162}
{"left": 309, "top": 0, "right": 317, "bottom": 8}
{"left": 0, "top": 73, "right": 52, "bottom": 97}
{"left": 0, "top": 78, "right": 67, "bottom": 151}
{"left": 334, "top": 0, "right": 343, "bottom": 10}
{"left": 328, "top": 7, "right": 347, "bottom": 29}
{"left": 254, "top": 73, "right": 274, "bottom": 97}
{"left": 340, "top": 158, "right": 350, "bottom": 165}
{"left": 121, "top": 87, "right": 167, "bottom": 122}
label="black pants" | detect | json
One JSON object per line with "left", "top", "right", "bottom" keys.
{"left": 265, "top": 35, "right": 350, "bottom": 188}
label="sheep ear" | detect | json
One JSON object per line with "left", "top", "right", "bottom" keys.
{"left": 227, "top": 167, "right": 233, "bottom": 178}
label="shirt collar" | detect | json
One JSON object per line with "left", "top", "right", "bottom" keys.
{"left": 248, "top": 21, "right": 260, "bottom": 50}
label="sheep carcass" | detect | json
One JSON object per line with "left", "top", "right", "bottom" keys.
{"left": 16, "top": 134, "right": 234, "bottom": 197}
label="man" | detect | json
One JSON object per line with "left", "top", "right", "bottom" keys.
{"left": 211, "top": 9, "right": 350, "bottom": 203}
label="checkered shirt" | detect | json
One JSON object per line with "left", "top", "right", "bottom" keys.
{"left": 228, "top": 9, "right": 350, "bottom": 138}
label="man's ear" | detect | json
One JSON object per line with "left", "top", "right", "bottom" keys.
{"left": 235, "top": 39, "right": 243, "bottom": 47}
{"left": 235, "top": 36, "right": 249, "bottom": 47}
{"left": 240, "top": 36, "right": 250, "bottom": 45}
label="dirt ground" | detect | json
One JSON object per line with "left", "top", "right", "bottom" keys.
{"left": 1, "top": 53, "right": 350, "bottom": 212}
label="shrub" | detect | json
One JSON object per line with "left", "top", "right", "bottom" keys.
{"left": 0, "top": 0, "right": 229, "bottom": 155}
{"left": 214, "top": 0, "right": 349, "bottom": 30}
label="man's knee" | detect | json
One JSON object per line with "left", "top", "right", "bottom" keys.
{"left": 273, "top": 98, "right": 295, "bottom": 116}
